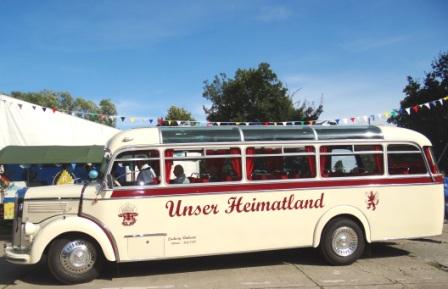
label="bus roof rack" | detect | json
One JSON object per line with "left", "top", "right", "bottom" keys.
{"left": 313, "top": 126, "right": 383, "bottom": 140}
{"left": 160, "top": 125, "right": 383, "bottom": 143}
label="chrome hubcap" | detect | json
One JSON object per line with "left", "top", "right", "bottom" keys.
{"left": 60, "top": 240, "right": 96, "bottom": 273}
{"left": 332, "top": 226, "right": 358, "bottom": 257}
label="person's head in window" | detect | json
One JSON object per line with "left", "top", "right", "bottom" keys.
{"left": 173, "top": 165, "right": 189, "bottom": 184}
{"left": 136, "top": 154, "right": 157, "bottom": 186}
{"left": 205, "top": 164, "right": 220, "bottom": 181}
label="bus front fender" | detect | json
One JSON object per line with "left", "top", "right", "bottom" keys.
{"left": 312, "top": 206, "right": 371, "bottom": 248}
{"left": 29, "top": 215, "right": 116, "bottom": 264}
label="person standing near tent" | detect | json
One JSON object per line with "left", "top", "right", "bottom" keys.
{"left": 0, "top": 165, "right": 9, "bottom": 197}
{"left": 0, "top": 165, "right": 8, "bottom": 186}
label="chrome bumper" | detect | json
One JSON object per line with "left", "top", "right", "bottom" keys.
{"left": 4, "top": 243, "right": 32, "bottom": 264}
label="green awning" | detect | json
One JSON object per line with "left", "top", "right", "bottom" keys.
{"left": 0, "top": 146, "right": 104, "bottom": 164}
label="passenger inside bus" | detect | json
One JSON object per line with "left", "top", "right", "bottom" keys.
{"left": 110, "top": 150, "right": 161, "bottom": 187}
{"left": 136, "top": 159, "right": 157, "bottom": 186}
{"left": 172, "top": 165, "right": 189, "bottom": 184}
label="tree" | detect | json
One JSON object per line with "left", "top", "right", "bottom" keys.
{"left": 388, "top": 51, "right": 448, "bottom": 172}
{"left": 10, "top": 90, "right": 117, "bottom": 127}
{"left": 202, "top": 63, "right": 323, "bottom": 122}
{"left": 165, "top": 106, "right": 196, "bottom": 121}
{"left": 99, "top": 99, "right": 118, "bottom": 127}
{"left": 162, "top": 105, "right": 196, "bottom": 126}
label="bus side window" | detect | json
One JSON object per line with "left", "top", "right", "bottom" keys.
{"left": 202, "top": 148, "right": 242, "bottom": 182}
{"left": 320, "top": 145, "right": 383, "bottom": 178}
{"left": 111, "top": 150, "right": 161, "bottom": 187}
{"left": 387, "top": 144, "right": 427, "bottom": 175}
{"left": 246, "top": 146, "right": 315, "bottom": 181}
{"left": 166, "top": 147, "right": 242, "bottom": 184}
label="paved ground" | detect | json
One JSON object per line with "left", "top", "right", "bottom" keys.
{"left": 0, "top": 223, "right": 447, "bottom": 289}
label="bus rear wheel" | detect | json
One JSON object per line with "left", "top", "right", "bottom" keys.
{"left": 320, "top": 217, "right": 365, "bottom": 265}
{"left": 47, "top": 235, "right": 104, "bottom": 284}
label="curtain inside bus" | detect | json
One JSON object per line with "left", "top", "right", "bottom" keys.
{"left": 374, "top": 145, "right": 383, "bottom": 173}
{"left": 165, "top": 149, "right": 173, "bottom": 183}
{"left": 320, "top": 146, "right": 329, "bottom": 177}
{"left": 246, "top": 147, "right": 255, "bottom": 180}
{"left": 306, "top": 146, "right": 316, "bottom": 177}
{"left": 230, "top": 147, "right": 242, "bottom": 180}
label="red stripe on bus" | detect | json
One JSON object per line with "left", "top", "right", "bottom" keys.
{"left": 111, "top": 176, "right": 441, "bottom": 198}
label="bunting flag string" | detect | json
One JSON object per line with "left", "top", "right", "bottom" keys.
{"left": 1, "top": 95, "right": 447, "bottom": 127}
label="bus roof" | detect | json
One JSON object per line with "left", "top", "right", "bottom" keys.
{"left": 106, "top": 125, "right": 432, "bottom": 154}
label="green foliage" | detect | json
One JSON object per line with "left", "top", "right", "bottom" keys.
{"left": 202, "top": 63, "right": 323, "bottom": 122}
{"left": 99, "top": 99, "right": 118, "bottom": 127}
{"left": 10, "top": 90, "right": 117, "bottom": 127}
{"left": 389, "top": 51, "right": 448, "bottom": 171}
{"left": 165, "top": 106, "right": 196, "bottom": 121}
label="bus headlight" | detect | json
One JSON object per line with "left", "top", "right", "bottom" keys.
{"left": 24, "top": 222, "right": 40, "bottom": 236}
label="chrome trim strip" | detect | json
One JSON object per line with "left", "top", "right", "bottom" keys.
{"left": 320, "top": 151, "right": 383, "bottom": 155}
{"left": 108, "top": 171, "right": 431, "bottom": 190}
{"left": 21, "top": 198, "right": 81, "bottom": 202}
{"left": 238, "top": 126, "right": 245, "bottom": 142}
{"left": 158, "top": 127, "right": 163, "bottom": 144}
{"left": 311, "top": 127, "right": 318, "bottom": 140}
{"left": 103, "top": 179, "right": 440, "bottom": 201}
{"left": 116, "top": 157, "right": 160, "bottom": 161}
{"left": 124, "top": 233, "right": 167, "bottom": 238}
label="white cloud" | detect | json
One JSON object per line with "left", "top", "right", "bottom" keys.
{"left": 116, "top": 90, "right": 208, "bottom": 121}
{"left": 115, "top": 99, "right": 163, "bottom": 117}
{"left": 339, "top": 35, "right": 409, "bottom": 52}
{"left": 257, "top": 5, "right": 292, "bottom": 22}
{"left": 24, "top": 2, "right": 237, "bottom": 52}
{"left": 283, "top": 72, "right": 407, "bottom": 122}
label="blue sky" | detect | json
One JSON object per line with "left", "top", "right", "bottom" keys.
{"left": 0, "top": 0, "right": 447, "bottom": 127}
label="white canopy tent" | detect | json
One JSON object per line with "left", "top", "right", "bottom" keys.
{"left": 0, "top": 94, "right": 120, "bottom": 150}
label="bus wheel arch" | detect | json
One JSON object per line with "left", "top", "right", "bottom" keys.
{"left": 30, "top": 216, "right": 117, "bottom": 264}
{"left": 313, "top": 207, "right": 371, "bottom": 248}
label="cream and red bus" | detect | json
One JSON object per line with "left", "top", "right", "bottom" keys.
{"left": 5, "top": 125, "right": 445, "bottom": 284}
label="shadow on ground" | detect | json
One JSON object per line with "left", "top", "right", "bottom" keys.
{"left": 2, "top": 243, "right": 409, "bottom": 286}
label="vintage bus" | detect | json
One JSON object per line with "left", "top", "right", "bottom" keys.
{"left": 5, "top": 125, "right": 445, "bottom": 284}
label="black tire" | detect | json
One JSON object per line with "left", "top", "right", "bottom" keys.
{"left": 47, "top": 235, "right": 104, "bottom": 284}
{"left": 319, "top": 217, "right": 365, "bottom": 265}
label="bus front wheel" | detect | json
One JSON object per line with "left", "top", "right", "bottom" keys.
{"left": 47, "top": 235, "right": 104, "bottom": 284}
{"left": 319, "top": 217, "right": 365, "bottom": 265}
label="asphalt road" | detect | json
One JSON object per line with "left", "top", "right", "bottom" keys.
{"left": 1, "top": 223, "right": 447, "bottom": 289}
